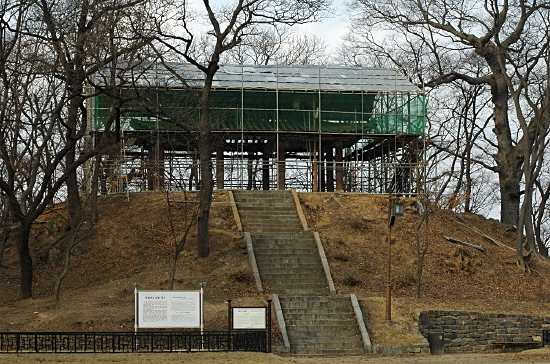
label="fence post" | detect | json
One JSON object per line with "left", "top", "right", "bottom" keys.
{"left": 227, "top": 299, "right": 232, "bottom": 351}
{"left": 267, "top": 300, "right": 272, "bottom": 353}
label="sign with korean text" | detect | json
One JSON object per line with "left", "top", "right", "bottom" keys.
{"left": 232, "top": 307, "right": 266, "bottom": 329}
{"left": 137, "top": 290, "right": 201, "bottom": 328}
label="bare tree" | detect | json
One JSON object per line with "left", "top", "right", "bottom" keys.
{"left": 347, "top": 0, "right": 550, "bottom": 267}
{"left": 0, "top": 0, "right": 153, "bottom": 299}
{"left": 155, "top": 0, "right": 330, "bottom": 257}
{"left": 348, "top": 0, "right": 550, "bottom": 226}
{"left": 224, "top": 26, "right": 329, "bottom": 65}
{"left": 34, "top": 0, "right": 156, "bottom": 229}
{"left": 428, "top": 81, "right": 495, "bottom": 215}
{"left": 164, "top": 190, "right": 199, "bottom": 290}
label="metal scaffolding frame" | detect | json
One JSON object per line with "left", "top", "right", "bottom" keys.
{"left": 89, "top": 64, "right": 426, "bottom": 194}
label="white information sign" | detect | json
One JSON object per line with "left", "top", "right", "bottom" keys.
{"left": 137, "top": 290, "right": 201, "bottom": 328}
{"left": 233, "top": 307, "right": 266, "bottom": 329}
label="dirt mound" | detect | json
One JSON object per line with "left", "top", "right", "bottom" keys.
{"left": 1, "top": 191, "right": 550, "bottom": 346}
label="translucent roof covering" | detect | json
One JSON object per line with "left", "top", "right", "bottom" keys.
{"left": 133, "top": 64, "right": 423, "bottom": 93}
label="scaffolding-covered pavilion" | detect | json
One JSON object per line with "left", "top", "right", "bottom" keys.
{"left": 90, "top": 64, "right": 426, "bottom": 194}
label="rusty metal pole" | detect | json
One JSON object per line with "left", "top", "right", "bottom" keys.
{"left": 385, "top": 196, "right": 393, "bottom": 323}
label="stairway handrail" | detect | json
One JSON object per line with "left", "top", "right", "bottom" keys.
{"left": 291, "top": 189, "right": 309, "bottom": 231}
{"left": 244, "top": 232, "right": 263, "bottom": 292}
{"left": 313, "top": 232, "right": 336, "bottom": 295}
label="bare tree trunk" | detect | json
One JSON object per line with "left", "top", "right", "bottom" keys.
{"left": 16, "top": 221, "right": 33, "bottom": 299}
{"left": 534, "top": 180, "right": 550, "bottom": 257}
{"left": 65, "top": 94, "right": 84, "bottom": 230}
{"left": 66, "top": 155, "right": 83, "bottom": 229}
{"left": 0, "top": 199, "right": 10, "bottom": 267}
{"left": 197, "top": 134, "right": 213, "bottom": 257}
{"left": 0, "top": 229, "right": 8, "bottom": 268}
{"left": 415, "top": 199, "right": 429, "bottom": 298}
{"left": 491, "top": 77, "right": 522, "bottom": 226}
{"left": 54, "top": 226, "right": 82, "bottom": 304}
{"left": 500, "top": 179, "right": 521, "bottom": 226}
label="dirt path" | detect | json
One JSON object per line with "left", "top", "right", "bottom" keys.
{"left": 1, "top": 351, "right": 550, "bottom": 364}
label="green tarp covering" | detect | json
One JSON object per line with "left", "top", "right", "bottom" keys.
{"left": 93, "top": 88, "right": 426, "bottom": 135}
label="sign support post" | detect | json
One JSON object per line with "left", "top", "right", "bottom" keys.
{"left": 133, "top": 282, "right": 140, "bottom": 351}
{"left": 227, "top": 299, "right": 233, "bottom": 351}
{"left": 267, "top": 299, "right": 272, "bottom": 353}
{"left": 198, "top": 282, "right": 206, "bottom": 349}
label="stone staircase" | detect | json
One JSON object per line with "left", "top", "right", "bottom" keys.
{"left": 251, "top": 233, "right": 330, "bottom": 295}
{"left": 280, "top": 295, "right": 366, "bottom": 355}
{"left": 233, "top": 190, "right": 303, "bottom": 234}
{"left": 232, "top": 190, "right": 370, "bottom": 355}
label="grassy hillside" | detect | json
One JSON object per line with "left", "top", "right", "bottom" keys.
{"left": 1, "top": 191, "right": 550, "bottom": 347}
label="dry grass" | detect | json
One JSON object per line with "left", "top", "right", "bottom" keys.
{"left": 2, "top": 191, "right": 550, "bottom": 351}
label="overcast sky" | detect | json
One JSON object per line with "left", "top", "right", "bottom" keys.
{"left": 295, "top": 2, "right": 349, "bottom": 53}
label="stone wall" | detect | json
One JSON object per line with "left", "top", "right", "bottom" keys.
{"left": 418, "top": 310, "right": 550, "bottom": 353}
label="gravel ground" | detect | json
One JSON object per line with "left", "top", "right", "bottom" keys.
{"left": 1, "top": 351, "right": 550, "bottom": 364}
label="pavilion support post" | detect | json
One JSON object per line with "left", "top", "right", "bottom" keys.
{"left": 247, "top": 155, "right": 254, "bottom": 190}
{"left": 335, "top": 141, "right": 344, "bottom": 192}
{"left": 216, "top": 144, "right": 224, "bottom": 190}
{"left": 148, "top": 139, "right": 164, "bottom": 191}
{"left": 319, "top": 149, "right": 326, "bottom": 192}
{"left": 326, "top": 146, "right": 335, "bottom": 192}
{"left": 147, "top": 149, "right": 154, "bottom": 191}
{"left": 313, "top": 140, "right": 319, "bottom": 192}
{"left": 262, "top": 152, "right": 270, "bottom": 190}
{"left": 156, "top": 142, "right": 165, "bottom": 190}
{"left": 277, "top": 147, "right": 286, "bottom": 190}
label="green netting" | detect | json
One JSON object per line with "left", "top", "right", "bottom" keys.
{"left": 93, "top": 88, "right": 425, "bottom": 134}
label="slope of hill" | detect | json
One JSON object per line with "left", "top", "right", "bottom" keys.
{"left": 1, "top": 191, "right": 550, "bottom": 348}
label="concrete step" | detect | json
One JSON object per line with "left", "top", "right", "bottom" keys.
{"left": 242, "top": 217, "right": 299, "bottom": 222}
{"left": 240, "top": 215, "right": 299, "bottom": 222}
{"left": 291, "top": 343, "right": 364, "bottom": 352}
{"left": 281, "top": 296, "right": 352, "bottom": 305}
{"left": 253, "top": 239, "right": 317, "bottom": 246}
{"left": 285, "top": 317, "right": 357, "bottom": 325}
{"left": 291, "top": 348, "right": 365, "bottom": 355}
{"left": 239, "top": 211, "right": 299, "bottom": 216}
{"left": 254, "top": 247, "right": 321, "bottom": 258}
{"left": 254, "top": 252, "right": 320, "bottom": 259}
{"left": 260, "top": 269, "right": 325, "bottom": 277}
{"left": 252, "top": 233, "right": 313, "bottom": 240}
{"left": 236, "top": 200, "right": 296, "bottom": 206}
{"left": 246, "top": 229, "right": 304, "bottom": 234}
{"left": 233, "top": 190, "right": 292, "bottom": 197}
{"left": 256, "top": 263, "right": 322, "bottom": 270}
{"left": 253, "top": 234, "right": 315, "bottom": 241}
{"left": 283, "top": 306, "right": 355, "bottom": 313}
{"left": 263, "top": 284, "right": 329, "bottom": 293}
{"left": 242, "top": 221, "right": 303, "bottom": 229}
{"left": 254, "top": 243, "right": 318, "bottom": 250}
{"left": 287, "top": 331, "right": 361, "bottom": 340}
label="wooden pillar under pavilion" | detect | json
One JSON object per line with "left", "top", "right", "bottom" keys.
{"left": 313, "top": 140, "right": 319, "bottom": 192}
{"left": 216, "top": 144, "right": 224, "bottom": 190}
{"left": 247, "top": 155, "right": 254, "bottom": 190}
{"left": 148, "top": 139, "right": 164, "bottom": 190}
{"left": 335, "top": 141, "right": 344, "bottom": 192}
{"left": 326, "top": 146, "right": 335, "bottom": 192}
{"left": 319, "top": 149, "right": 326, "bottom": 192}
{"left": 277, "top": 146, "right": 286, "bottom": 190}
{"left": 262, "top": 151, "right": 270, "bottom": 190}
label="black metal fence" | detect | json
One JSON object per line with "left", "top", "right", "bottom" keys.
{"left": 0, "top": 331, "right": 267, "bottom": 353}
